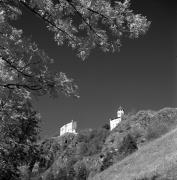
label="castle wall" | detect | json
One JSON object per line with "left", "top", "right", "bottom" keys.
{"left": 60, "top": 121, "right": 77, "bottom": 136}
{"left": 110, "top": 117, "right": 121, "bottom": 130}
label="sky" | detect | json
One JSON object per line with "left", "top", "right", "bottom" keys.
{"left": 15, "top": 0, "right": 177, "bottom": 138}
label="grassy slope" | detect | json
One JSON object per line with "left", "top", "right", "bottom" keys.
{"left": 90, "top": 127, "right": 177, "bottom": 180}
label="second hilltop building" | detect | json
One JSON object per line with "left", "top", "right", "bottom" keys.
{"left": 109, "top": 106, "right": 124, "bottom": 131}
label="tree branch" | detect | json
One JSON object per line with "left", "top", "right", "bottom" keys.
{"left": 0, "top": 83, "right": 42, "bottom": 91}
{"left": 87, "top": 7, "right": 109, "bottom": 20}
{"left": 0, "top": 47, "right": 33, "bottom": 78}
{"left": 64, "top": 0, "right": 104, "bottom": 41}
{"left": 19, "top": 0, "right": 77, "bottom": 42}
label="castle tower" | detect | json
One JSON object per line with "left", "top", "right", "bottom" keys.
{"left": 117, "top": 106, "right": 124, "bottom": 118}
{"left": 110, "top": 106, "right": 124, "bottom": 131}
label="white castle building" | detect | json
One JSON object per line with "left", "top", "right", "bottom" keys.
{"left": 60, "top": 120, "right": 77, "bottom": 136}
{"left": 110, "top": 107, "right": 124, "bottom": 131}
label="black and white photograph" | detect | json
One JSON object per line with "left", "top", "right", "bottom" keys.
{"left": 0, "top": 0, "right": 176, "bottom": 179}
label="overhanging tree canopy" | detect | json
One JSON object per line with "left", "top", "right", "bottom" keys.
{"left": 0, "top": 0, "right": 150, "bottom": 98}
{"left": 0, "top": 0, "right": 150, "bottom": 178}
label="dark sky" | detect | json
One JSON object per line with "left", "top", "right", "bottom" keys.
{"left": 16, "top": 0, "right": 177, "bottom": 138}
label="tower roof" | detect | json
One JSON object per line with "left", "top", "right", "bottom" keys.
{"left": 118, "top": 106, "right": 123, "bottom": 111}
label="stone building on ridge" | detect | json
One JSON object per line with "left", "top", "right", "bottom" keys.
{"left": 60, "top": 120, "right": 77, "bottom": 136}
{"left": 110, "top": 106, "right": 124, "bottom": 131}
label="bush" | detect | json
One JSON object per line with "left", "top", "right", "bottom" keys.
{"left": 74, "top": 161, "right": 88, "bottom": 180}
{"left": 100, "top": 152, "right": 114, "bottom": 171}
{"left": 76, "top": 128, "right": 109, "bottom": 156}
{"left": 45, "top": 171, "right": 55, "bottom": 180}
{"left": 119, "top": 133, "right": 138, "bottom": 155}
{"left": 100, "top": 133, "right": 138, "bottom": 172}
{"left": 146, "top": 121, "right": 169, "bottom": 141}
{"left": 55, "top": 167, "right": 67, "bottom": 180}
{"left": 146, "top": 108, "right": 177, "bottom": 141}
{"left": 76, "top": 142, "right": 88, "bottom": 156}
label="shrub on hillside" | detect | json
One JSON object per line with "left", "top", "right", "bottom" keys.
{"left": 146, "top": 122, "right": 169, "bottom": 141}
{"left": 76, "top": 128, "right": 109, "bottom": 156}
{"left": 76, "top": 142, "right": 88, "bottom": 156}
{"left": 119, "top": 133, "right": 138, "bottom": 155}
{"left": 44, "top": 158, "right": 76, "bottom": 180}
{"left": 74, "top": 161, "right": 88, "bottom": 180}
{"left": 100, "top": 151, "right": 114, "bottom": 171}
{"left": 129, "top": 125, "right": 147, "bottom": 146}
{"left": 75, "top": 155, "right": 103, "bottom": 179}
{"left": 54, "top": 167, "right": 67, "bottom": 180}
{"left": 38, "top": 139, "right": 56, "bottom": 170}
{"left": 146, "top": 108, "right": 177, "bottom": 141}
{"left": 101, "top": 133, "right": 138, "bottom": 171}
{"left": 45, "top": 171, "right": 55, "bottom": 180}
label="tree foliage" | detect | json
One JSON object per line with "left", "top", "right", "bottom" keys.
{"left": 0, "top": 0, "right": 150, "bottom": 178}
{"left": 0, "top": 0, "right": 150, "bottom": 106}
{"left": 0, "top": 89, "right": 40, "bottom": 179}
{"left": 1, "top": 0, "right": 150, "bottom": 61}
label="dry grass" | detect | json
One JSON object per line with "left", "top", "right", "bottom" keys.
{"left": 90, "top": 127, "right": 177, "bottom": 180}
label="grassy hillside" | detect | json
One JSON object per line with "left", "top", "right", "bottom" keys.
{"left": 90, "top": 127, "right": 177, "bottom": 180}
{"left": 27, "top": 107, "right": 177, "bottom": 180}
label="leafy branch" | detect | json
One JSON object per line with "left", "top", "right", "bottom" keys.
{"left": 19, "top": 0, "right": 77, "bottom": 42}
{"left": 64, "top": 0, "right": 104, "bottom": 41}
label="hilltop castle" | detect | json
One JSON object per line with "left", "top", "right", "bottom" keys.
{"left": 59, "top": 107, "right": 124, "bottom": 136}
{"left": 109, "top": 106, "right": 124, "bottom": 130}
